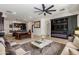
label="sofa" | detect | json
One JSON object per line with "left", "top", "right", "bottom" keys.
{"left": 0, "top": 37, "right": 5, "bottom": 55}
{"left": 61, "top": 35, "right": 79, "bottom": 55}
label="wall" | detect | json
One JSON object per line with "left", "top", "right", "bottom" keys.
{"left": 41, "top": 18, "right": 46, "bottom": 35}
{"left": 33, "top": 18, "right": 51, "bottom": 36}
{"left": 77, "top": 15, "right": 79, "bottom": 27}
{"left": 4, "top": 20, "right": 9, "bottom": 34}
{"left": 47, "top": 20, "right": 51, "bottom": 36}
{"left": 41, "top": 18, "right": 51, "bottom": 36}
{"left": 68, "top": 15, "right": 77, "bottom": 35}
{"left": 33, "top": 20, "right": 41, "bottom": 36}
{"left": 33, "top": 28, "right": 41, "bottom": 36}
{"left": 27, "top": 22, "right": 33, "bottom": 32}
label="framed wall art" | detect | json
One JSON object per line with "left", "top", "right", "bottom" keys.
{"left": 34, "top": 21, "right": 40, "bottom": 28}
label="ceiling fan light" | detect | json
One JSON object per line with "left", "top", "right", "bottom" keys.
{"left": 44, "top": 13, "right": 46, "bottom": 16}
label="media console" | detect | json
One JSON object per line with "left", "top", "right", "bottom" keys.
{"left": 51, "top": 18, "right": 68, "bottom": 39}
{"left": 51, "top": 15, "right": 77, "bottom": 39}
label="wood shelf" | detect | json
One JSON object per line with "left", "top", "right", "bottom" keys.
{"left": 51, "top": 18, "right": 68, "bottom": 39}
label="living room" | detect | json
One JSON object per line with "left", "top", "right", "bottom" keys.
{"left": 0, "top": 4, "right": 79, "bottom": 55}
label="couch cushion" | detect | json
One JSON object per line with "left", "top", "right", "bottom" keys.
{"left": 69, "top": 48, "right": 79, "bottom": 55}
{"left": 61, "top": 35, "right": 79, "bottom": 55}
{"left": 73, "top": 36, "right": 79, "bottom": 48}
{"left": 66, "top": 42, "right": 78, "bottom": 49}
{"left": 0, "top": 37, "right": 5, "bottom": 45}
{"left": 0, "top": 37, "right": 5, "bottom": 55}
{"left": 0, "top": 43, "right": 5, "bottom": 55}
{"left": 61, "top": 47, "right": 70, "bottom": 55}
{"left": 61, "top": 42, "right": 78, "bottom": 55}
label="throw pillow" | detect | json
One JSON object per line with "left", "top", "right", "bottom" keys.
{"left": 69, "top": 48, "right": 79, "bottom": 55}
{"left": 73, "top": 35, "right": 79, "bottom": 48}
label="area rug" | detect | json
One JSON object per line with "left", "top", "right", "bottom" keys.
{"left": 6, "top": 41, "right": 65, "bottom": 55}
{"left": 20, "top": 41, "right": 65, "bottom": 55}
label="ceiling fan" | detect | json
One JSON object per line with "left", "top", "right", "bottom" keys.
{"left": 34, "top": 4, "right": 56, "bottom": 16}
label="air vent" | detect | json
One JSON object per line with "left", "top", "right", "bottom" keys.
{"left": 6, "top": 11, "right": 12, "bottom": 13}
{"left": 60, "top": 8, "right": 65, "bottom": 11}
{"left": 6, "top": 10, "right": 16, "bottom": 14}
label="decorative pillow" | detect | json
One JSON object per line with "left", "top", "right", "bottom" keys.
{"left": 0, "top": 37, "right": 5, "bottom": 44}
{"left": 69, "top": 48, "right": 79, "bottom": 55}
{"left": 73, "top": 35, "right": 79, "bottom": 48}
{"left": 0, "top": 43, "right": 5, "bottom": 55}
{"left": 0, "top": 37, "right": 5, "bottom": 47}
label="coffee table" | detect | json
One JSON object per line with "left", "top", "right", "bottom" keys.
{"left": 31, "top": 39, "right": 53, "bottom": 53}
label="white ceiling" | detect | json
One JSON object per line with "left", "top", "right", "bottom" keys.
{"left": 0, "top": 4, "right": 79, "bottom": 21}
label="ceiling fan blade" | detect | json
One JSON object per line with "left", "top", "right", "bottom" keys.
{"left": 42, "top": 4, "right": 45, "bottom": 11}
{"left": 48, "top": 10, "right": 56, "bottom": 12}
{"left": 34, "top": 7, "right": 43, "bottom": 11}
{"left": 46, "top": 5, "right": 54, "bottom": 10}
{"left": 47, "top": 12, "right": 52, "bottom": 14}
{"left": 46, "top": 11, "right": 52, "bottom": 14}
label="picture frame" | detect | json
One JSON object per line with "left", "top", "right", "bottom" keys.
{"left": 34, "top": 21, "right": 40, "bottom": 28}
{"left": 9, "top": 24, "right": 13, "bottom": 28}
